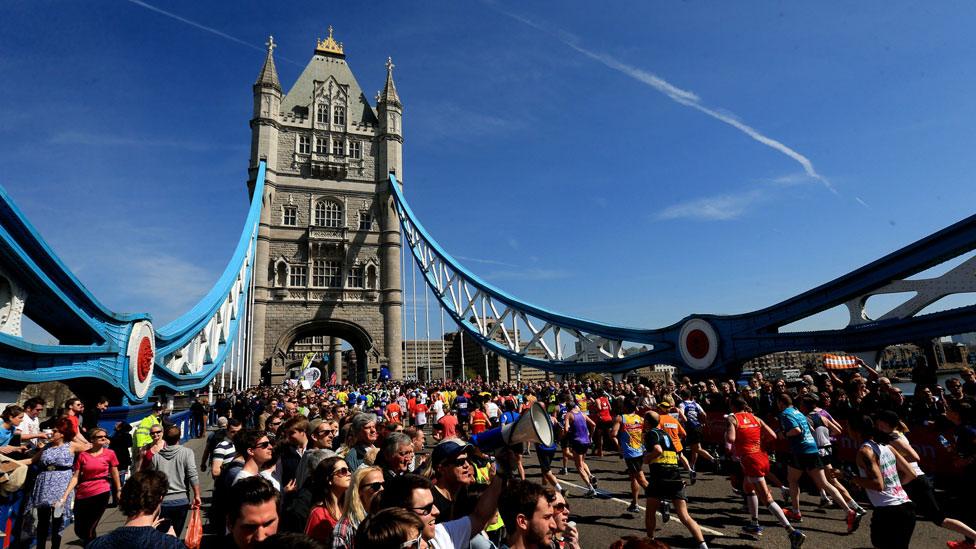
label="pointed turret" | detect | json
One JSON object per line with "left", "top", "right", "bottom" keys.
{"left": 379, "top": 57, "right": 401, "bottom": 108}
{"left": 377, "top": 56, "right": 403, "bottom": 178}
{"left": 255, "top": 36, "right": 281, "bottom": 92}
{"left": 250, "top": 36, "right": 281, "bottom": 171}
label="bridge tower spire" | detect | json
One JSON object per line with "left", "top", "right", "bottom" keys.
{"left": 378, "top": 56, "right": 404, "bottom": 379}
{"left": 248, "top": 36, "right": 282, "bottom": 386}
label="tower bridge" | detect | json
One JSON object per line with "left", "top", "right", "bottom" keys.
{"left": 1, "top": 30, "right": 975, "bottom": 404}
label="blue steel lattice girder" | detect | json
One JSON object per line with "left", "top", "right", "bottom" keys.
{"left": 0, "top": 162, "right": 265, "bottom": 402}
{"left": 389, "top": 175, "right": 976, "bottom": 375}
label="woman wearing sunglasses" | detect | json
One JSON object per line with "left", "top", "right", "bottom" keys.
{"left": 136, "top": 425, "right": 165, "bottom": 472}
{"left": 354, "top": 507, "right": 428, "bottom": 549}
{"left": 333, "top": 466, "right": 384, "bottom": 549}
{"left": 60, "top": 427, "right": 122, "bottom": 546}
{"left": 306, "top": 456, "right": 352, "bottom": 544}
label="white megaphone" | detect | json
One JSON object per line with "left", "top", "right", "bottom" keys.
{"left": 471, "top": 402, "right": 554, "bottom": 452}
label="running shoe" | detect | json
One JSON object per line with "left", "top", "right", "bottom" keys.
{"left": 660, "top": 501, "right": 671, "bottom": 523}
{"left": 583, "top": 487, "right": 598, "bottom": 498}
{"left": 783, "top": 508, "right": 803, "bottom": 523}
{"left": 846, "top": 509, "right": 863, "bottom": 533}
{"left": 854, "top": 505, "right": 867, "bottom": 517}
{"left": 560, "top": 467, "right": 569, "bottom": 475}
{"left": 818, "top": 496, "right": 834, "bottom": 508}
{"left": 626, "top": 502, "right": 641, "bottom": 514}
{"left": 741, "top": 523, "right": 763, "bottom": 537}
{"left": 590, "top": 474, "right": 599, "bottom": 487}
{"left": 947, "top": 540, "right": 976, "bottom": 549}
{"left": 690, "top": 470, "right": 697, "bottom": 485}
{"left": 780, "top": 486, "right": 791, "bottom": 503}
{"left": 789, "top": 529, "right": 806, "bottom": 548}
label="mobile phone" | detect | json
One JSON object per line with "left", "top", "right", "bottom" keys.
{"left": 155, "top": 518, "right": 172, "bottom": 533}
{"left": 9, "top": 433, "right": 21, "bottom": 447}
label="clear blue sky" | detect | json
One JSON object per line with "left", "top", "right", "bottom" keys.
{"left": 2, "top": 2, "right": 975, "bottom": 342}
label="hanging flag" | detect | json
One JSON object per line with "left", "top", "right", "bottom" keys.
{"left": 301, "top": 352, "right": 315, "bottom": 369}
{"left": 823, "top": 354, "right": 863, "bottom": 370}
{"left": 329, "top": 371, "right": 337, "bottom": 385}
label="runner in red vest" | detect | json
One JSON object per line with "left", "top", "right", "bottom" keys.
{"left": 726, "top": 397, "right": 806, "bottom": 548}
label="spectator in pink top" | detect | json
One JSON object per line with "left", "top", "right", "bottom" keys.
{"left": 62, "top": 427, "right": 121, "bottom": 545}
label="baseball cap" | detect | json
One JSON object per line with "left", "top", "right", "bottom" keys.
{"left": 658, "top": 401, "right": 672, "bottom": 409}
{"left": 431, "top": 439, "right": 474, "bottom": 467}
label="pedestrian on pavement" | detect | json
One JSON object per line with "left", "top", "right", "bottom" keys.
{"left": 61, "top": 427, "right": 122, "bottom": 545}
{"left": 150, "top": 424, "right": 201, "bottom": 536}
{"left": 86, "top": 470, "right": 185, "bottom": 549}
{"left": 332, "top": 465, "right": 384, "bottom": 549}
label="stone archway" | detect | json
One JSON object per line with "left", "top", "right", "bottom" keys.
{"left": 270, "top": 318, "right": 374, "bottom": 384}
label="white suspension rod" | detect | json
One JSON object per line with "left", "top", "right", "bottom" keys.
{"left": 440, "top": 307, "right": 447, "bottom": 380}
{"left": 424, "top": 278, "right": 431, "bottom": 383}
{"left": 412, "top": 250, "right": 418, "bottom": 380}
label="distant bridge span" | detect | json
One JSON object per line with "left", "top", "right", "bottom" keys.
{"left": 0, "top": 160, "right": 974, "bottom": 402}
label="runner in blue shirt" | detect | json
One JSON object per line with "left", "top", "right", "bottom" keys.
{"left": 776, "top": 392, "right": 863, "bottom": 532}
{"left": 678, "top": 389, "right": 714, "bottom": 484}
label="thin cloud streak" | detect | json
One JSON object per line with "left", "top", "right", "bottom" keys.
{"left": 656, "top": 189, "right": 766, "bottom": 221}
{"left": 494, "top": 7, "right": 837, "bottom": 195}
{"left": 125, "top": 0, "right": 302, "bottom": 66}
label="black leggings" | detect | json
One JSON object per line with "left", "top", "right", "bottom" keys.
{"left": 35, "top": 505, "right": 64, "bottom": 549}
{"left": 74, "top": 491, "right": 111, "bottom": 544}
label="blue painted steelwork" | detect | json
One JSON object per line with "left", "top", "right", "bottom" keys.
{"left": 0, "top": 162, "right": 265, "bottom": 402}
{"left": 389, "top": 175, "right": 976, "bottom": 375}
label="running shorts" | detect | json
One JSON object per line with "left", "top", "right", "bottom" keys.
{"left": 646, "top": 471, "right": 687, "bottom": 501}
{"left": 536, "top": 448, "right": 556, "bottom": 474}
{"left": 789, "top": 452, "right": 823, "bottom": 471}
{"left": 624, "top": 456, "right": 644, "bottom": 474}
{"left": 870, "top": 501, "right": 916, "bottom": 549}
{"left": 740, "top": 452, "right": 770, "bottom": 479}
{"left": 570, "top": 441, "right": 591, "bottom": 455}
{"left": 684, "top": 425, "right": 703, "bottom": 445}
{"left": 905, "top": 475, "right": 946, "bottom": 525}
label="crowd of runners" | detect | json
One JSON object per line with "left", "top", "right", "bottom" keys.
{"left": 4, "top": 362, "right": 976, "bottom": 548}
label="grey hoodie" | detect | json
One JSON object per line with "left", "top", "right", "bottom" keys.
{"left": 151, "top": 444, "right": 199, "bottom": 502}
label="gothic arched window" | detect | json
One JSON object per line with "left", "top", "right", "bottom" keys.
{"left": 316, "top": 103, "right": 329, "bottom": 124}
{"left": 365, "top": 264, "right": 378, "bottom": 290}
{"left": 333, "top": 105, "right": 346, "bottom": 126}
{"left": 314, "top": 199, "right": 342, "bottom": 228}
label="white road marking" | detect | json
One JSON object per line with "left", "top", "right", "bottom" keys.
{"left": 555, "top": 476, "right": 726, "bottom": 537}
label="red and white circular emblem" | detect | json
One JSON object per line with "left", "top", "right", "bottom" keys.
{"left": 127, "top": 321, "right": 155, "bottom": 399}
{"left": 678, "top": 318, "right": 718, "bottom": 371}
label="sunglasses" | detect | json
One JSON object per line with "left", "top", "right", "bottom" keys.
{"left": 315, "top": 429, "right": 334, "bottom": 437}
{"left": 251, "top": 440, "right": 272, "bottom": 449}
{"left": 400, "top": 533, "right": 423, "bottom": 549}
{"left": 270, "top": 422, "right": 282, "bottom": 427}
{"left": 150, "top": 431, "right": 163, "bottom": 435}
{"left": 362, "top": 481, "right": 384, "bottom": 492}
{"left": 409, "top": 502, "right": 436, "bottom": 515}
{"left": 332, "top": 467, "right": 351, "bottom": 477}
{"left": 554, "top": 502, "right": 570, "bottom": 512}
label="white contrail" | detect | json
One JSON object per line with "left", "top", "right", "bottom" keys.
{"left": 496, "top": 7, "right": 837, "bottom": 194}
{"left": 124, "top": 0, "right": 300, "bottom": 66}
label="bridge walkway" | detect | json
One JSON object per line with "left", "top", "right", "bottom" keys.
{"left": 60, "top": 435, "right": 215, "bottom": 546}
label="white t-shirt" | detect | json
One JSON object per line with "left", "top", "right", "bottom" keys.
{"left": 433, "top": 400, "right": 445, "bottom": 421}
{"left": 233, "top": 468, "right": 281, "bottom": 491}
{"left": 19, "top": 414, "right": 40, "bottom": 446}
{"left": 431, "top": 516, "right": 472, "bottom": 549}
{"left": 486, "top": 402, "right": 500, "bottom": 420}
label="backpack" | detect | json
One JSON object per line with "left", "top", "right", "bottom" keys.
{"left": 209, "top": 459, "right": 244, "bottom": 534}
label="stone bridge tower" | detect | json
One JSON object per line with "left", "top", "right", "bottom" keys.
{"left": 247, "top": 29, "right": 403, "bottom": 384}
